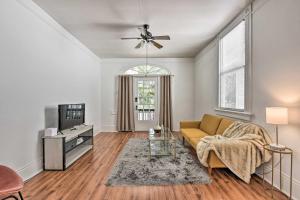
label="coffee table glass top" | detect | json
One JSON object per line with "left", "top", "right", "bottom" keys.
{"left": 147, "top": 127, "right": 176, "bottom": 159}
{"left": 148, "top": 127, "right": 175, "bottom": 140}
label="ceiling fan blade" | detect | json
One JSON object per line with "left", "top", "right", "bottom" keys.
{"left": 152, "top": 35, "right": 170, "bottom": 40}
{"left": 121, "top": 37, "right": 142, "bottom": 40}
{"left": 150, "top": 40, "right": 163, "bottom": 49}
{"left": 135, "top": 40, "right": 145, "bottom": 49}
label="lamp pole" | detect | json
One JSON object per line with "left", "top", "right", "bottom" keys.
{"left": 275, "top": 124, "right": 278, "bottom": 145}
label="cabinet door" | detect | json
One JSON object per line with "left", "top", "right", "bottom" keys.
{"left": 44, "top": 138, "right": 64, "bottom": 170}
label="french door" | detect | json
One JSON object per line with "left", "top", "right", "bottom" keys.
{"left": 133, "top": 77, "right": 159, "bottom": 131}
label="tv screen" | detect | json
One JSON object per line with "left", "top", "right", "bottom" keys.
{"left": 58, "top": 104, "right": 85, "bottom": 131}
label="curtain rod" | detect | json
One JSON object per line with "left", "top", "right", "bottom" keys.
{"left": 118, "top": 74, "right": 175, "bottom": 77}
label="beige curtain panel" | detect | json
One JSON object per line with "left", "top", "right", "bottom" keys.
{"left": 117, "top": 75, "right": 135, "bottom": 132}
{"left": 159, "top": 75, "right": 173, "bottom": 131}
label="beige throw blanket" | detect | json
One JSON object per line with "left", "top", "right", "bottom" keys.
{"left": 196, "top": 121, "right": 272, "bottom": 183}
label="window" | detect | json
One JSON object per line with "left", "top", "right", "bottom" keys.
{"left": 125, "top": 65, "right": 169, "bottom": 75}
{"left": 218, "top": 6, "right": 251, "bottom": 113}
{"left": 219, "top": 21, "right": 245, "bottom": 110}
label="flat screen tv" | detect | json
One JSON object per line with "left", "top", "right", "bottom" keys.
{"left": 58, "top": 103, "right": 85, "bottom": 131}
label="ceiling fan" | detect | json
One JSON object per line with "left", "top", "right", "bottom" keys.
{"left": 121, "top": 24, "right": 170, "bottom": 49}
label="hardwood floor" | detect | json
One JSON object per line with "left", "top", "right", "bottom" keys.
{"left": 23, "top": 132, "right": 288, "bottom": 200}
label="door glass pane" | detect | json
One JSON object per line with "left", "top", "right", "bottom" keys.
{"left": 137, "top": 80, "right": 155, "bottom": 121}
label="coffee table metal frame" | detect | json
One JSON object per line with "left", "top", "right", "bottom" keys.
{"left": 148, "top": 128, "right": 176, "bottom": 160}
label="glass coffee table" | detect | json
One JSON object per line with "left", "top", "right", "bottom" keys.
{"left": 148, "top": 127, "right": 177, "bottom": 160}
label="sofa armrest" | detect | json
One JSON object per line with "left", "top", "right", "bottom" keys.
{"left": 180, "top": 121, "right": 201, "bottom": 129}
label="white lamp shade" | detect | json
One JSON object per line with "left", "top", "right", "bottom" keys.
{"left": 266, "top": 107, "right": 288, "bottom": 125}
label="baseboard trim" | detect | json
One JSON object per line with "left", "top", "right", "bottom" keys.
{"left": 17, "top": 158, "right": 43, "bottom": 181}
{"left": 101, "top": 125, "right": 117, "bottom": 132}
{"left": 94, "top": 129, "right": 102, "bottom": 136}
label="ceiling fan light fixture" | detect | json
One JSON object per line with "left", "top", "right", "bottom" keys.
{"left": 121, "top": 24, "right": 170, "bottom": 49}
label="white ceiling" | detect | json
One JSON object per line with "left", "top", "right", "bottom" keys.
{"left": 33, "top": 0, "right": 250, "bottom": 58}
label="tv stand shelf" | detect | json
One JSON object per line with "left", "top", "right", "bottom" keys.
{"left": 65, "top": 145, "right": 92, "bottom": 168}
{"left": 43, "top": 125, "right": 93, "bottom": 170}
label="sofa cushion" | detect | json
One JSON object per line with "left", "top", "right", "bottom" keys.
{"left": 199, "top": 114, "right": 222, "bottom": 135}
{"left": 189, "top": 137, "right": 202, "bottom": 149}
{"left": 216, "top": 118, "right": 234, "bottom": 135}
{"left": 181, "top": 128, "right": 208, "bottom": 139}
{"left": 180, "top": 121, "right": 201, "bottom": 129}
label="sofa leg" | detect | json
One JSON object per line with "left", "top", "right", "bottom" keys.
{"left": 208, "top": 167, "right": 212, "bottom": 176}
{"left": 182, "top": 137, "right": 185, "bottom": 145}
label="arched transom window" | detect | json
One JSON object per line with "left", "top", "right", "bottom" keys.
{"left": 124, "top": 65, "right": 170, "bottom": 75}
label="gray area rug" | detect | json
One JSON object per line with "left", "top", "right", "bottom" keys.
{"left": 106, "top": 138, "right": 211, "bottom": 186}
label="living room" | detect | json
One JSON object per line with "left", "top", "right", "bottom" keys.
{"left": 0, "top": 0, "right": 299, "bottom": 199}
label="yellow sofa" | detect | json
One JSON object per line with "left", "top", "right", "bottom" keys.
{"left": 180, "top": 114, "right": 234, "bottom": 174}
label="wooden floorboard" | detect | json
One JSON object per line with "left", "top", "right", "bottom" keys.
{"left": 22, "top": 132, "right": 288, "bottom": 200}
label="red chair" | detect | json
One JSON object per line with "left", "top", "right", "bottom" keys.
{"left": 0, "top": 165, "right": 24, "bottom": 200}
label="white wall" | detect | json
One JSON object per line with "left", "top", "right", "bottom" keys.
{"left": 0, "top": 0, "right": 102, "bottom": 180}
{"left": 101, "top": 58, "right": 195, "bottom": 132}
{"left": 194, "top": 40, "right": 219, "bottom": 119}
{"left": 194, "top": 0, "right": 300, "bottom": 198}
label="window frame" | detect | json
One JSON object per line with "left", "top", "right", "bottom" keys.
{"left": 124, "top": 65, "right": 170, "bottom": 76}
{"left": 216, "top": 5, "right": 252, "bottom": 119}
